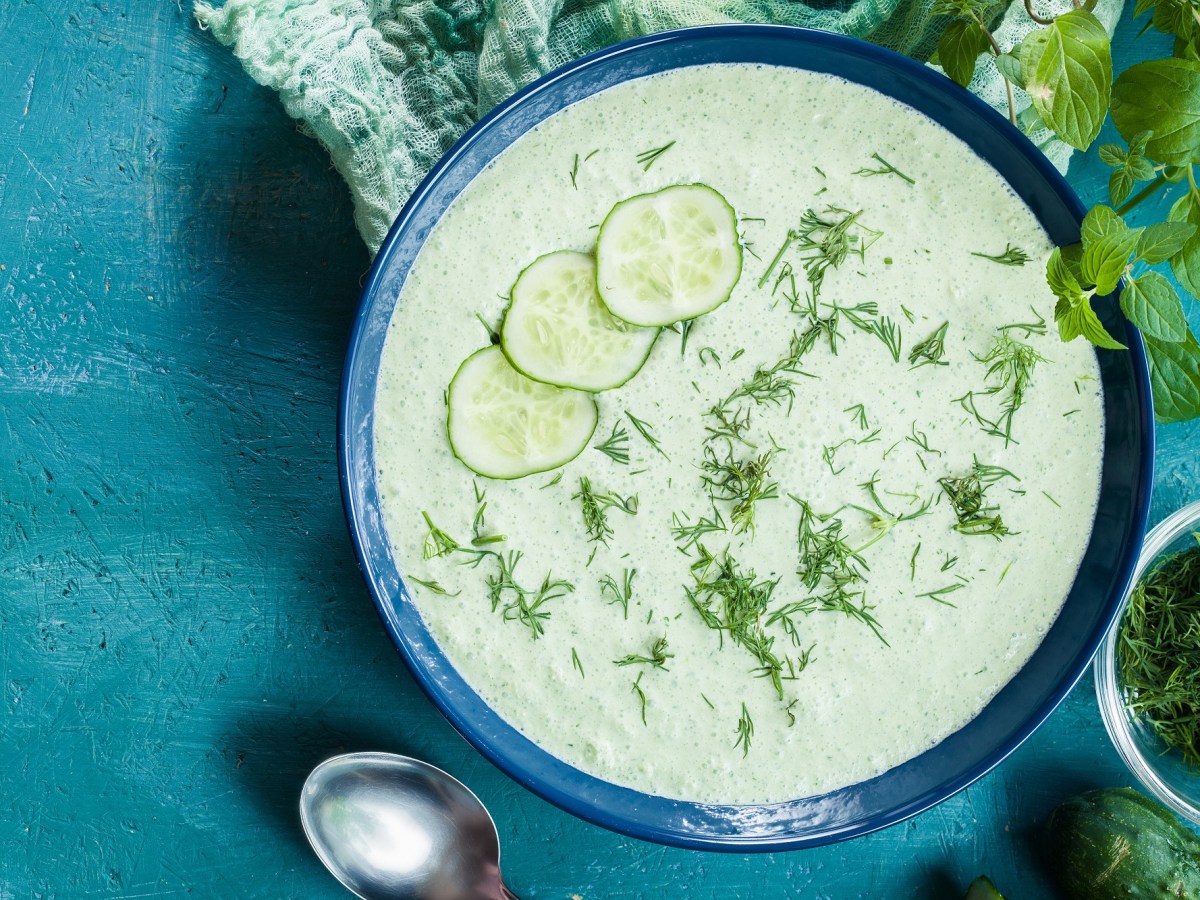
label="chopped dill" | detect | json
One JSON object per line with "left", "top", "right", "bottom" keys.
{"left": 670, "top": 510, "right": 728, "bottom": 550}
{"left": 971, "top": 243, "right": 1031, "bottom": 266}
{"left": 916, "top": 583, "right": 966, "bottom": 606}
{"left": 626, "top": 411, "right": 669, "bottom": 459}
{"left": 758, "top": 207, "right": 882, "bottom": 292}
{"left": 573, "top": 477, "right": 638, "bottom": 544}
{"left": 636, "top": 140, "right": 676, "bottom": 171}
{"left": 599, "top": 568, "right": 636, "bottom": 619}
{"left": 540, "top": 472, "right": 563, "bottom": 490}
{"left": 734, "top": 703, "right": 754, "bottom": 757}
{"left": 571, "top": 647, "right": 585, "bottom": 678}
{"left": 845, "top": 403, "right": 870, "bottom": 431}
{"left": 910, "top": 542, "right": 921, "bottom": 581}
{"left": 699, "top": 445, "right": 780, "bottom": 534}
{"left": 593, "top": 423, "right": 631, "bottom": 465}
{"left": 955, "top": 330, "right": 1048, "bottom": 445}
{"left": 853, "top": 152, "right": 915, "bottom": 185}
{"left": 908, "top": 321, "right": 950, "bottom": 369}
{"left": 1117, "top": 537, "right": 1200, "bottom": 766}
{"left": 632, "top": 671, "right": 648, "bottom": 725}
{"left": 421, "top": 512, "right": 459, "bottom": 560}
{"left": 409, "top": 576, "right": 460, "bottom": 597}
{"left": 614, "top": 636, "right": 673, "bottom": 670}
{"left": 938, "top": 458, "right": 1019, "bottom": 539}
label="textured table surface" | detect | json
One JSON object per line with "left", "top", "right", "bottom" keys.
{"left": 3, "top": 2, "right": 1199, "bottom": 898}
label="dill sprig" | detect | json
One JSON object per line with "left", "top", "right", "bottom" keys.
{"left": 1117, "top": 538, "right": 1200, "bottom": 767}
{"left": 916, "top": 583, "right": 966, "bottom": 606}
{"left": 626, "top": 411, "right": 669, "bottom": 459}
{"left": 699, "top": 445, "right": 780, "bottom": 534}
{"left": 971, "top": 243, "right": 1031, "bottom": 266}
{"left": 593, "top": 423, "right": 631, "bottom": 465}
{"left": 734, "top": 703, "right": 754, "bottom": 757}
{"left": 599, "top": 568, "right": 636, "bottom": 619}
{"left": 758, "top": 207, "right": 882, "bottom": 292}
{"left": 853, "top": 152, "right": 915, "bottom": 185}
{"left": 482, "top": 550, "right": 575, "bottom": 639}
{"left": 845, "top": 403, "right": 870, "bottom": 431}
{"left": 421, "top": 512, "right": 460, "bottom": 560}
{"left": 864, "top": 315, "right": 902, "bottom": 362}
{"left": 670, "top": 510, "right": 728, "bottom": 550}
{"left": 568, "top": 148, "right": 598, "bottom": 189}
{"left": 792, "top": 497, "right": 887, "bottom": 644}
{"left": 573, "top": 477, "right": 638, "bottom": 544}
{"left": 636, "top": 140, "right": 676, "bottom": 171}
{"left": 470, "top": 488, "right": 507, "bottom": 547}
{"left": 847, "top": 475, "right": 934, "bottom": 553}
{"left": 956, "top": 330, "right": 1048, "bottom": 445}
{"left": 409, "top": 576, "right": 460, "bottom": 597}
{"left": 571, "top": 647, "right": 584, "bottom": 678}
{"left": 908, "top": 321, "right": 950, "bottom": 369}
{"left": 615, "top": 636, "right": 673, "bottom": 670}
{"left": 632, "top": 671, "right": 648, "bottom": 725}
{"left": 687, "top": 548, "right": 787, "bottom": 699}
{"left": 938, "top": 458, "right": 1019, "bottom": 539}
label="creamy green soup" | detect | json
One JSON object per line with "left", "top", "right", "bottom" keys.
{"left": 373, "top": 63, "right": 1104, "bottom": 804}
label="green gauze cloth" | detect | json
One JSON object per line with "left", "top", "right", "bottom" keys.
{"left": 194, "top": 0, "right": 1122, "bottom": 257}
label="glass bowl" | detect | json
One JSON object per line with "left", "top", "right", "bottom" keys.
{"left": 1096, "top": 499, "right": 1200, "bottom": 826}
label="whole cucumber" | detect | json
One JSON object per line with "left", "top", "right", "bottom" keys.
{"left": 1045, "top": 787, "right": 1200, "bottom": 899}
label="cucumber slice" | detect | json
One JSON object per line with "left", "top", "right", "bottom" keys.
{"left": 501, "top": 250, "right": 659, "bottom": 391}
{"left": 446, "top": 345, "right": 598, "bottom": 479}
{"left": 596, "top": 183, "right": 742, "bottom": 327}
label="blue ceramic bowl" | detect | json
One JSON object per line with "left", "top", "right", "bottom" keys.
{"left": 340, "top": 24, "right": 1154, "bottom": 850}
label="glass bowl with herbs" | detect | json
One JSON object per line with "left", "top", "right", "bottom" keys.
{"left": 1096, "top": 499, "right": 1200, "bottom": 826}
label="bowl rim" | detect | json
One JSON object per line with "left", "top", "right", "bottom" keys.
{"left": 1095, "top": 499, "right": 1200, "bottom": 826}
{"left": 339, "top": 23, "right": 1155, "bottom": 850}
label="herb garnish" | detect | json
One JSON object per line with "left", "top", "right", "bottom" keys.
{"left": 574, "top": 477, "right": 637, "bottom": 544}
{"left": 631, "top": 672, "right": 648, "bottom": 725}
{"left": 916, "top": 583, "right": 966, "bottom": 606}
{"left": 699, "top": 445, "right": 780, "bottom": 534}
{"left": 599, "top": 568, "right": 636, "bottom": 619}
{"left": 734, "top": 703, "right": 754, "bottom": 757}
{"left": 1118, "top": 537, "right": 1200, "bottom": 767}
{"left": 971, "top": 244, "right": 1031, "bottom": 266}
{"left": 759, "top": 207, "right": 882, "bottom": 293}
{"left": 938, "top": 458, "right": 1019, "bottom": 538}
{"left": 409, "top": 576, "right": 460, "bottom": 597}
{"left": 626, "top": 411, "right": 669, "bottom": 459}
{"left": 636, "top": 141, "right": 676, "bottom": 172}
{"left": 956, "top": 330, "right": 1047, "bottom": 444}
{"left": 615, "top": 636, "right": 673, "bottom": 670}
{"left": 421, "top": 512, "right": 459, "bottom": 560}
{"left": 908, "top": 321, "right": 950, "bottom": 369}
{"left": 853, "top": 152, "right": 915, "bottom": 185}
{"left": 484, "top": 550, "right": 575, "bottom": 639}
{"left": 571, "top": 647, "right": 585, "bottom": 678}
{"left": 593, "top": 423, "right": 631, "bottom": 464}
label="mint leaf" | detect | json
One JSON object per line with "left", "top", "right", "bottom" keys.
{"left": 995, "top": 52, "right": 1025, "bottom": 89}
{"left": 1112, "top": 58, "right": 1200, "bottom": 166}
{"left": 1136, "top": 221, "right": 1197, "bottom": 263}
{"left": 1081, "top": 204, "right": 1129, "bottom": 244}
{"left": 1169, "top": 192, "right": 1200, "bottom": 296}
{"left": 1144, "top": 330, "right": 1200, "bottom": 423}
{"left": 939, "top": 20, "right": 989, "bottom": 88}
{"left": 1022, "top": 10, "right": 1112, "bottom": 150}
{"left": 1082, "top": 229, "right": 1139, "bottom": 294}
{"left": 1098, "top": 143, "right": 1127, "bottom": 166}
{"left": 1055, "top": 297, "right": 1129, "bottom": 349}
{"left": 1048, "top": 246, "right": 1086, "bottom": 300}
{"left": 1110, "top": 168, "right": 1135, "bottom": 206}
{"left": 1121, "top": 272, "right": 1190, "bottom": 341}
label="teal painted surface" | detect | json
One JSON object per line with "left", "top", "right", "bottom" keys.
{"left": 2, "top": 2, "right": 1198, "bottom": 897}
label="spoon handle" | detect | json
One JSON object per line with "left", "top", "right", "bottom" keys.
{"left": 501, "top": 885, "right": 522, "bottom": 900}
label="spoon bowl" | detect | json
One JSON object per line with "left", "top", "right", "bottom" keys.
{"left": 300, "top": 752, "right": 515, "bottom": 900}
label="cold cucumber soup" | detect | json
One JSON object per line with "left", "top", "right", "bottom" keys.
{"left": 372, "top": 63, "right": 1104, "bottom": 805}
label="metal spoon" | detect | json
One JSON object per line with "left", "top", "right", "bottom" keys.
{"left": 300, "top": 751, "right": 519, "bottom": 900}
